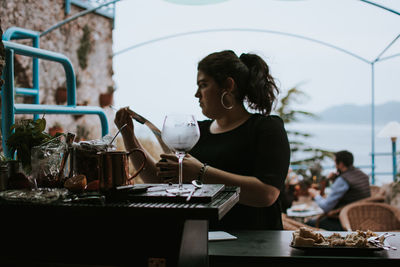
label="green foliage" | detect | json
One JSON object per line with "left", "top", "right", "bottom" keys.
{"left": 77, "top": 25, "right": 92, "bottom": 70}
{"left": 275, "top": 86, "right": 334, "bottom": 172}
{"left": 6, "top": 118, "right": 53, "bottom": 172}
{"left": 276, "top": 87, "right": 317, "bottom": 124}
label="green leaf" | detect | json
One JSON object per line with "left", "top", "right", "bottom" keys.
{"left": 36, "top": 118, "right": 46, "bottom": 132}
{"left": 5, "top": 117, "right": 51, "bottom": 170}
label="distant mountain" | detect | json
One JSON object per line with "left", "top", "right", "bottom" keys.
{"left": 302, "top": 101, "right": 400, "bottom": 124}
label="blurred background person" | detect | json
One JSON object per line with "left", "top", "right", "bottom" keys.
{"left": 306, "top": 150, "right": 370, "bottom": 230}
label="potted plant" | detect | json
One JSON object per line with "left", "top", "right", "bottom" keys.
{"left": 55, "top": 86, "right": 67, "bottom": 104}
{"left": 49, "top": 122, "right": 64, "bottom": 137}
{"left": 6, "top": 117, "right": 52, "bottom": 173}
{"left": 99, "top": 86, "right": 115, "bottom": 108}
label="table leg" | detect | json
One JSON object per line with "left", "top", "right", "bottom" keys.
{"left": 178, "top": 219, "right": 209, "bottom": 267}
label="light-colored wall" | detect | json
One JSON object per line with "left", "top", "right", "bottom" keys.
{"left": 0, "top": 0, "right": 116, "bottom": 141}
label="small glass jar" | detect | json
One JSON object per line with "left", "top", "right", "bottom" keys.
{"left": 7, "top": 160, "right": 32, "bottom": 189}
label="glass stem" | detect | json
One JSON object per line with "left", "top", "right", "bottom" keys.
{"left": 176, "top": 152, "right": 185, "bottom": 190}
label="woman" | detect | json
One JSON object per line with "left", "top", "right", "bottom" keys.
{"left": 115, "top": 50, "right": 290, "bottom": 230}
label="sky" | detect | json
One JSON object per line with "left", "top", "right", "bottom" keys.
{"left": 111, "top": 0, "right": 400, "bottom": 129}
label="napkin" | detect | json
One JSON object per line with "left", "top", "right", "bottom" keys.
{"left": 208, "top": 231, "right": 237, "bottom": 241}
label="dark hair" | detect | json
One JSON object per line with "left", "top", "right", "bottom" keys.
{"left": 197, "top": 50, "right": 279, "bottom": 115}
{"left": 334, "top": 150, "right": 354, "bottom": 167}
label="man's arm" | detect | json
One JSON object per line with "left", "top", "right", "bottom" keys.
{"left": 313, "top": 177, "right": 349, "bottom": 213}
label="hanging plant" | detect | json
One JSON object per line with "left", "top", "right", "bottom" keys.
{"left": 77, "top": 25, "right": 92, "bottom": 70}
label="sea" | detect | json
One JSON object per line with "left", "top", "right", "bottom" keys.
{"left": 134, "top": 122, "right": 397, "bottom": 186}
{"left": 286, "top": 122, "right": 396, "bottom": 186}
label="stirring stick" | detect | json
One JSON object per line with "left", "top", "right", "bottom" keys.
{"left": 109, "top": 106, "right": 172, "bottom": 154}
{"left": 108, "top": 123, "right": 127, "bottom": 147}
{"left": 57, "top": 133, "right": 76, "bottom": 181}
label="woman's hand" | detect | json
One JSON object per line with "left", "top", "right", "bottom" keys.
{"left": 156, "top": 153, "right": 203, "bottom": 183}
{"left": 114, "top": 107, "right": 134, "bottom": 136}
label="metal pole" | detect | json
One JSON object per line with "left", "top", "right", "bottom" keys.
{"left": 65, "top": 0, "right": 71, "bottom": 15}
{"left": 359, "top": 0, "right": 400, "bottom": 16}
{"left": 371, "top": 62, "right": 375, "bottom": 184}
{"left": 2, "top": 49, "right": 15, "bottom": 158}
{"left": 392, "top": 137, "right": 397, "bottom": 182}
{"left": 32, "top": 36, "right": 40, "bottom": 121}
{"left": 113, "top": 28, "right": 370, "bottom": 63}
{"left": 41, "top": 0, "right": 121, "bottom": 37}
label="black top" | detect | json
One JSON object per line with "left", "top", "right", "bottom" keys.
{"left": 190, "top": 114, "right": 290, "bottom": 230}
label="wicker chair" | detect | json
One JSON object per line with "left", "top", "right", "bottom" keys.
{"left": 315, "top": 195, "right": 385, "bottom": 228}
{"left": 339, "top": 202, "right": 400, "bottom": 231}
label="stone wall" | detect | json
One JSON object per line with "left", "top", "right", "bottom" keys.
{"left": 0, "top": 0, "right": 116, "bottom": 143}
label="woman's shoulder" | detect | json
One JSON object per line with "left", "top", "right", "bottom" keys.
{"left": 250, "top": 113, "right": 285, "bottom": 127}
{"left": 247, "top": 114, "right": 286, "bottom": 136}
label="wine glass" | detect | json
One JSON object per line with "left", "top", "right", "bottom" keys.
{"left": 161, "top": 114, "right": 200, "bottom": 194}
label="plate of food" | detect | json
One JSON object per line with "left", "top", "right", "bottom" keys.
{"left": 290, "top": 204, "right": 310, "bottom": 212}
{"left": 290, "top": 227, "right": 391, "bottom": 252}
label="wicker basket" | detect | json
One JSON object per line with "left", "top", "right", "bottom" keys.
{"left": 339, "top": 202, "right": 400, "bottom": 231}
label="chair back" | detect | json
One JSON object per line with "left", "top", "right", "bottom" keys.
{"left": 339, "top": 202, "right": 400, "bottom": 231}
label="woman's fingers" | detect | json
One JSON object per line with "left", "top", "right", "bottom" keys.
{"left": 160, "top": 153, "right": 178, "bottom": 161}
{"left": 155, "top": 161, "right": 175, "bottom": 169}
{"left": 115, "top": 107, "right": 134, "bottom": 130}
{"left": 156, "top": 157, "right": 178, "bottom": 181}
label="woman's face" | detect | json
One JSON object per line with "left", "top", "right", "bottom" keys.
{"left": 195, "top": 71, "right": 224, "bottom": 119}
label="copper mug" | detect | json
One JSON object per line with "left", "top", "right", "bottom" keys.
{"left": 98, "top": 149, "right": 146, "bottom": 192}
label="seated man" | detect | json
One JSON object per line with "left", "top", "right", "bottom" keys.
{"left": 306, "top": 150, "right": 371, "bottom": 230}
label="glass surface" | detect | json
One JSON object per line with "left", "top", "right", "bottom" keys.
{"left": 161, "top": 114, "right": 200, "bottom": 194}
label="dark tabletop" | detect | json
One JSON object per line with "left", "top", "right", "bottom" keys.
{"left": 0, "top": 185, "right": 240, "bottom": 221}
{"left": 209, "top": 230, "right": 400, "bottom": 267}
{"left": 0, "top": 186, "right": 240, "bottom": 266}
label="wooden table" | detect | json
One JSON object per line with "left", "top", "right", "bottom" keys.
{"left": 0, "top": 185, "right": 239, "bottom": 267}
{"left": 209, "top": 230, "right": 400, "bottom": 267}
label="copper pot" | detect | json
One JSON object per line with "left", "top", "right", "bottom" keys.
{"left": 98, "top": 149, "right": 146, "bottom": 192}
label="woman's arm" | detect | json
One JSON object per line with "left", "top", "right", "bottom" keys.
{"left": 203, "top": 166, "right": 280, "bottom": 207}
{"left": 156, "top": 153, "right": 280, "bottom": 207}
{"left": 115, "top": 108, "right": 161, "bottom": 183}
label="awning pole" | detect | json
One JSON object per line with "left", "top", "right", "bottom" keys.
{"left": 371, "top": 62, "right": 376, "bottom": 184}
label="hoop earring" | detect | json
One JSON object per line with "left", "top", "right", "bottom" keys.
{"left": 221, "top": 92, "right": 234, "bottom": 110}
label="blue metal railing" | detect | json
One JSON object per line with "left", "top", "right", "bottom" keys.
{"left": 1, "top": 36, "right": 109, "bottom": 158}
{"left": 65, "top": 0, "right": 116, "bottom": 19}
{"left": 2, "top": 27, "right": 41, "bottom": 121}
